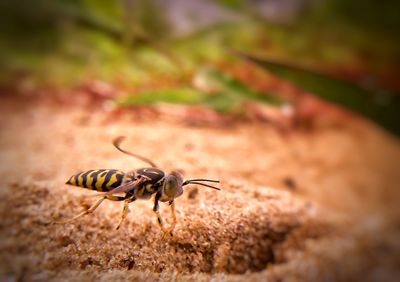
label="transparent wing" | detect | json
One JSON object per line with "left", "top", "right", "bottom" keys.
{"left": 104, "top": 178, "right": 145, "bottom": 196}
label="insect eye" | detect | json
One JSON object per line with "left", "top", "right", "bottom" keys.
{"left": 165, "top": 177, "right": 177, "bottom": 188}
{"left": 163, "top": 175, "right": 183, "bottom": 198}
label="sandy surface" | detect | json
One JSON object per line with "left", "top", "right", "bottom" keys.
{"left": 0, "top": 96, "right": 399, "bottom": 281}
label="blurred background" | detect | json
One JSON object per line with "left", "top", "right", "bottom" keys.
{"left": 1, "top": 1, "right": 400, "bottom": 280}
{"left": 1, "top": 0, "right": 399, "bottom": 134}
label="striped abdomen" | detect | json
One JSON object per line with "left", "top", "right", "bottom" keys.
{"left": 66, "top": 169, "right": 125, "bottom": 192}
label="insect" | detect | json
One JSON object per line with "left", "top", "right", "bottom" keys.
{"left": 56, "top": 136, "right": 220, "bottom": 237}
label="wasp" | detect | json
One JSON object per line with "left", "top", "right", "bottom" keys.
{"left": 56, "top": 136, "right": 220, "bottom": 237}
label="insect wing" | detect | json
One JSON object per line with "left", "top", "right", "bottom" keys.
{"left": 104, "top": 178, "right": 145, "bottom": 196}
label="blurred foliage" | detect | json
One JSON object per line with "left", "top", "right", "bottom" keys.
{"left": 311, "top": 0, "right": 400, "bottom": 38}
{"left": 1, "top": 0, "right": 399, "bottom": 131}
{"left": 302, "top": 0, "right": 400, "bottom": 68}
{"left": 122, "top": 0, "right": 171, "bottom": 40}
{"left": 116, "top": 88, "right": 204, "bottom": 106}
{"left": 195, "top": 67, "right": 284, "bottom": 110}
{"left": 239, "top": 53, "right": 400, "bottom": 135}
{"left": 0, "top": 0, "right": 174, "bottom": 87}
{"left": 2, "top": 0, "right": 399, "bottom": 86}
{"left": 214, "top": 0, "right": 245, "bottom": 10}
{"left": 117, "top": 67, "right": 284, "bottom": 113}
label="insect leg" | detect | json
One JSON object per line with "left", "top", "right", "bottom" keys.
{"left": 168, "top": 200, "right": 177, "bottom": 235}
{"left": 55, "top": 196, "right": 106, "bottom": 224}
{"left": 54, "top": 195, "right": 125, "bottom": 224}
{"left": 106, "top": 196, "right": 127, "bottom": 201}
{"left": 104, "top": 178, "right": 144, "bottom": 196}
{"left": 116, "top": 196, "right": 136, "bottom": 230}
{"left": 153, "top": 193, "right": 172, "bottom": 238}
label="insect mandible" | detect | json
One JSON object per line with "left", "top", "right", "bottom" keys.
{"left": 56, "top": 136, "right": 220, "bottom": 237}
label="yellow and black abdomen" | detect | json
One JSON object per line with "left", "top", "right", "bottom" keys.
{"left": 66, "top": 169, "right": 125, "bottom": 192}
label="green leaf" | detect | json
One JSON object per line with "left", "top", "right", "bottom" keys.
{"left": 237, "top": 53, "right": 400, "bottom": 136}
{"left": 116, "top": 88, "right": 205, "bottom": 106}
{"left": 116, "top": 69, "right": 286, "bottom": 114}
{"left": 195, "top": 67, "right": 285, "bottom": 106}
{"left": 214, "top": 0, "right": 245, "bottom": 10}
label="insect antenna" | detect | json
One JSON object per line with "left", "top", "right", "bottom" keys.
{"left": 113, "top": 136, "right": 158, "bottom": 168}
{"left": 185, "top": 178, "right": 220, "bottom": 183}
{"left": 183, "top": 179, "right": 221, "bottom": 190}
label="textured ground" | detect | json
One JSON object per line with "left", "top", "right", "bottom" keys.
{"left": 0, "top": 96, "right": 399, "bottom": 281}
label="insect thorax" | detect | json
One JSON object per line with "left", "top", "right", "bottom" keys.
{"left": 136, "top": 168, "right": 165, "bottom": 182}
{"left": 133, "top": 168, "right": 165, "bottom": 199}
